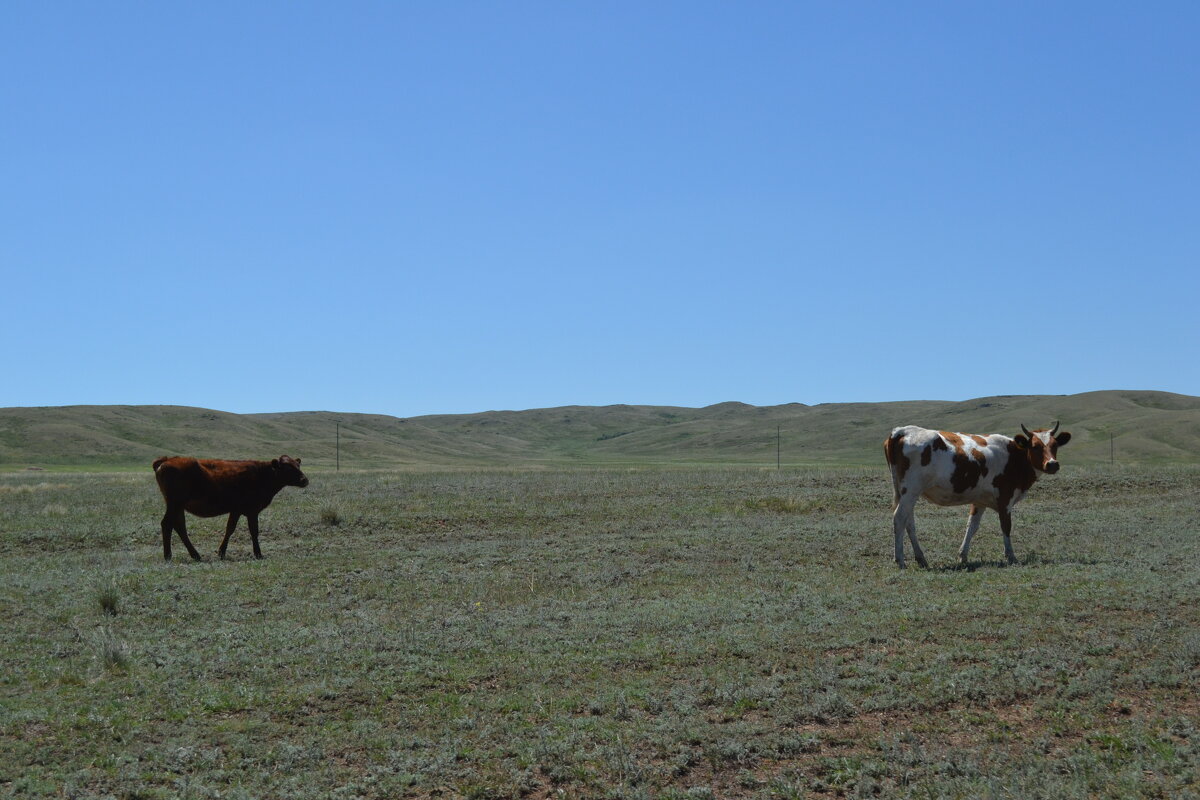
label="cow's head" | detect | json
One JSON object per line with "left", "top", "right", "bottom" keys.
{"left": 1014, "top": 422, "right": 1071, "bottom": 474}
{"left": 273, "top": 455, "right": 310, "bottom": 487}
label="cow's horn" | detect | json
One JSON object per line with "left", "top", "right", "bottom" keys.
{"left": 1021, "top": 424, "right": 1033, "bottom": 438}
{"left": 1050, "top": 421, "right": 1060, "bottom": 437}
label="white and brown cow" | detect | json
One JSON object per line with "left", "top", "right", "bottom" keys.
{"left": 883, "top": 423, "right": 1071, "bottom": 568}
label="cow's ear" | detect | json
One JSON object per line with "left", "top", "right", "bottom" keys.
{"left": 295, "top": 457, "right": 302, "bottom": 464}
{"left": 1013, "top": 435, "right": 1030, "bottom": 450}
{"left": 1055, "top": 431, "right": 1071, "bottom": 447}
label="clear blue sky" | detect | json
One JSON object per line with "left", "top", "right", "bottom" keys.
{"left": 4, "top": 2, "right": 1197, "bottom": 416}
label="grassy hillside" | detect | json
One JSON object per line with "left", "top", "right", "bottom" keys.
{"left": 1, "top": 390, "right": 1197, "bottom": 469}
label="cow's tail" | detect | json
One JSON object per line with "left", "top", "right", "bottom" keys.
{"left": 152, "top": 456, "right": 169, "bottom": 472}
{"left": 883, "top": 430, "right": 903, "bottom": 508}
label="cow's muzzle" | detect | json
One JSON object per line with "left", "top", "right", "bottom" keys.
{"left": 1044, "top": 461, "right": 1059, "bottom": 474}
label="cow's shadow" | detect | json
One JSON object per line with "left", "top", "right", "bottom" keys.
{"left": 164, "top": 552, "right": 261, "bottom": 564}
{"left": 209, "top": 553, "right": 264, "bottom": 563}
{"left": 927, "top": 559, "right": 1010, "bottom": 573}
{"left": 930, "top": 550, "right": 1109, "bottom": 572}
{"left": 1018, "top": 550, "right": 1110, "bottom": 567}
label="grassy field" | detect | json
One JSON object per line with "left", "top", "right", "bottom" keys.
{"left": 1, "top": 464, "right": 1198, "bottom": 798}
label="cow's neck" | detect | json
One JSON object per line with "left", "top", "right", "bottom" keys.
{"left": 1003, "top": 445, "right": 1040, "bottom": 493}
{"left": 252, "top": 462, "right": 287, "bottom": 495}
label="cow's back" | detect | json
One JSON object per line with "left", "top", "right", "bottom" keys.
{"left": 155, "top": 457, "right": 275, "bottom": 516}
{"left": 153, "top": 456, "right": 226, "bottom": 500}
{"left": 886, "top": 426, "right": 1012, "bottom": 509}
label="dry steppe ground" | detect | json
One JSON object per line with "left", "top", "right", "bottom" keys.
{"left": 2, "top": 464, "right": 1198, "bottom": 798}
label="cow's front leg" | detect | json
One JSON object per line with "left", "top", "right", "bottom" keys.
{"left": 218, "top": 513, "right": 241, "bottom": 560}
{"left": 958, "top": 505, "right": 986, "bottom": 564}
{"left": 247, "top": 513, "right": 264, "bottom": 559}
{"left": 998, "top": 509, "right": 1018, "bottom": 565}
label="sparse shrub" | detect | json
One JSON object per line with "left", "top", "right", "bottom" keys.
{"left": 97, "top": 629, "right": 130, "bottom": 673}
{"left": 768, "top": 733, "right": 821, "bottom": 757}
{"left": 766, "top": 774, "right": 809, "bottom": 800}
{"left": 743, "top": 496, "right": 820, "bottom": 514}
{"left": 96, "top": 582, "right": 119, "bottom": 616}
{"left": 807, "top": 689, "right": 857, "bottom": 723}
{"left": 320, "top": 507, "right": 341, "bottom": 526}
{"left": 707, "top": 738, "right": 757, "bottom": 768}
{"left": 601, "top": 736, "right": 646, "bottom": 786}
{"left": 738, "top": 769, "right": 763, "bottom": 789}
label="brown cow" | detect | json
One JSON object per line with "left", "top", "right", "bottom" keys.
{"left": 152, "top": 455, "right": 309, "bottom": 561}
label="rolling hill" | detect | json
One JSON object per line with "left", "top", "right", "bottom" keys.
{"left": 1, "top": 390, "right": 1197, "bottom": 469}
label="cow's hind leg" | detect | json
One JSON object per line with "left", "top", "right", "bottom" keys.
{"left": 906, "top": 515, "right": 929, "bottom": 568}
{"left": 163, "top": 508, "right": 202, "bottom": 562}
{"left": 161, "top": 510, "right": 175, "bottom": 561}
{"left": 218, "top": 513, "right": 241, "bottom": 560}
{"left": 893, "top": 497, "right": 924, "bottom": 569}
{"left": 892, "top": 506, "right": 906, "bottom": 568}
{"left": 958, "top": 505, "right": 986, "bottom": 565}
{"left": 247, "top": 513, "right": 264, "bottom": 559}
